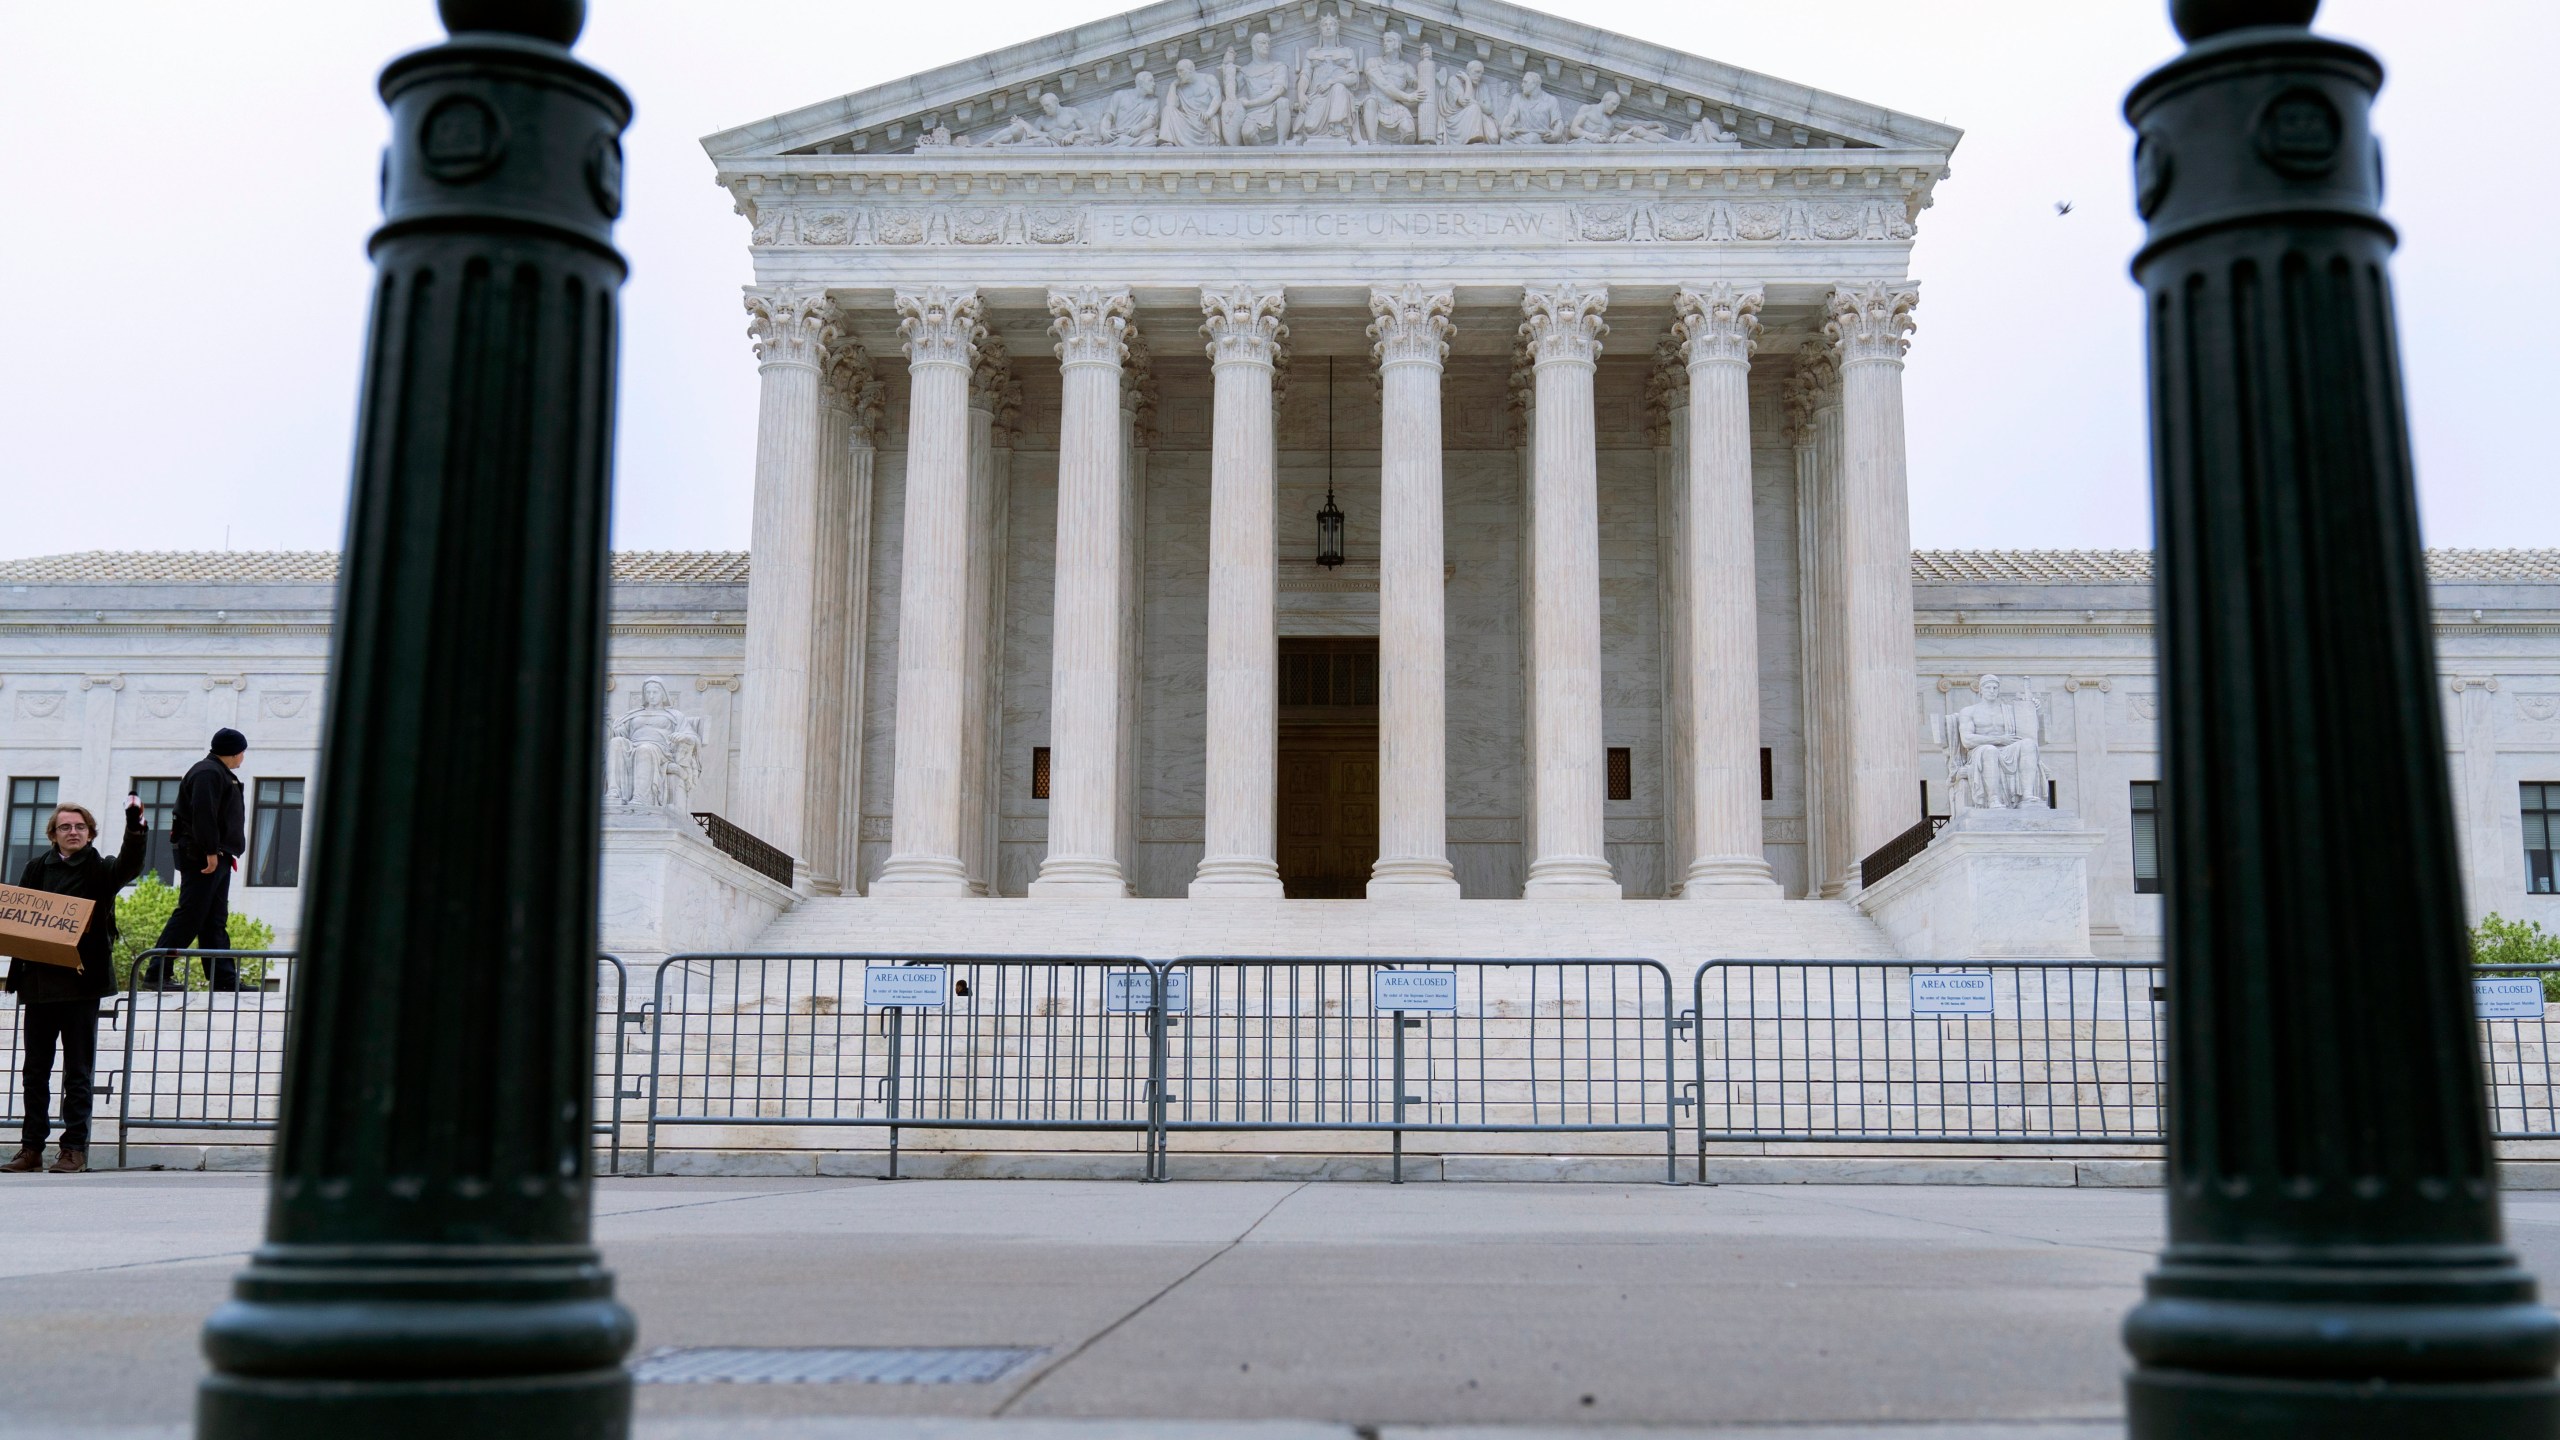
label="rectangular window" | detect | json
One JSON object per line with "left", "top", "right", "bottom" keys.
{"left": 4, "top": 777, "right": 61, "bottom": 883}
{"left": 1760, "top": 748, "right": 1774, "bottom": 803}
{"left": 248, "top": 778, "right": 306, "bottom": 888}
{"left": 1031, "top": 747, "right": 1051, "bottom": 801}
{"left": 2131, "top": 781, "right": 2162, "bottom": 895}
{"left": 130, "top": 776, "right": 182, "bottom": 885}
{"left": 2527, "top": 783, "right": 2559, "bottom": 896}
{"left": 1606, "top": 747, "right": 1633, "bottom": 802}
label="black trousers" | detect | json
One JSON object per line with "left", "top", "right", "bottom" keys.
{"left": 147, "top": 863, "right": 238, "bottom": 991}
{"left": 18, "top": 999, "right": 100, "bottom": 1152}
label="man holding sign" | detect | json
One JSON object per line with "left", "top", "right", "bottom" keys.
{"left": 3, "top": 796, "right": 148, "bottom": 1174}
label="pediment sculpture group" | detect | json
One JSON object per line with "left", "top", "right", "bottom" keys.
{"left": 931, "top": 17, "right": 1741, "bottom": 152}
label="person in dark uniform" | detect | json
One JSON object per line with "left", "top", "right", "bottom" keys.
{"left": 4, "top": 797, "right": 148, "bottom": 1174}
{"left": 144, "top": 727, "right": 248, "bottom": 992}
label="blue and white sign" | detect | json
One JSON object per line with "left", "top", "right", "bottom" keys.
{"left": 1374, "top": 970, "right": 1459, "bottom": 1014}
{"left": 2475, "top": 977, "right": 2548, "bottom": 1020}
{"left": 1910, "top": 972, "right": 1996, "bottom": 1016}
{"left": 1105, "top": 971, "right": 1189, "bottom": 1013}
{"left": 863, "top": 965, "right": 948, "bottom": 1009}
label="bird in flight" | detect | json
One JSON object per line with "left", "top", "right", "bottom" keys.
{"left": 2054, "top": 200, "right": 2075, "bottom": 216}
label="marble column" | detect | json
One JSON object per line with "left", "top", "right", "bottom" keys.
{"left": 873, "top": 287, "right": 984, "bottom": 896}
{"left": 1031, "top": 286, "right": 1135, "bottom": 897}
{"left": 1190, "top": 285, "right": 1288, "bottom": 898}
{"left": 736, "top": 287, "right": 835, "bottom": 876}
{"left": 1828, "top": 284, "right": 1924, "bottom": 876}
{"left": 960, "top": 339, "right": 1014, "bottom": 896}
{"left": 1117, "top": 335, "right": 1156, "bottom": 893}
{"left": 1647, "top": 339, "right": 1693, "bottom": 896}
{"left": 1676, "top": 284, "right": 1782, "bottom": 897}
{"left": 834, "top": 375, "right": 884, "bottom": 893}
{"left": 1509, "top": 346, "right": 1539, "bottom": 889}
{"left": 804, "top": 335, "right": 873, "bottom": 895}
{"left": 1791, "top": 342, "right": 1852, "bottom": 898}
{"left": 1518, "top": 285, "right": 1620, "bottom": 898}
{"left": 1366, "top": 284, "right": 1461, "bottom": 897}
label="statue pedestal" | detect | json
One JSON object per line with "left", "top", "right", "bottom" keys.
{"left": 599, "top": 807, "right": 797, "bottom": 966}
{"left": 1855, "top": 808, "right": 2104, "bottom": 961}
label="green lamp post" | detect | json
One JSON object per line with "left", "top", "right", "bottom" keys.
{"left": 2124, "top": 1, "right": 2560, "bottom": 1432}
{"left": 196, "top": 2, "right": 636, "bottom": 1434}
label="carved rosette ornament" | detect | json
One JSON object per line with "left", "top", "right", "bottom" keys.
{"left": 1199, "top": 285, "right": 1288, "bottom": 367}
{"left": 1824, "top": 283, "right": 1919, "bottom": 367}
{"left": 745, "top": 286, "right": 836, "bottom": 369}
{"left": 1674, "top": 283, "right": 1765, "bottom": 369}
{"left": 1784, "top": 340, "right": 1838, "bottom": 447}
{"left": 894, "top": 286, "right": 985, "bottom": 370}
{"left": 1049, "top": 285, "right": 1134, "bottom": 369}
{"left": 1519, "top": 284, "right": 1609, "bottom": 366}
{"left": 1367, "top": 284, "right": 1455, "bottom": 370}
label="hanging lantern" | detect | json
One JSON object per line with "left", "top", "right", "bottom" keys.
{"left": 1317, "top": 357, "right": 1346, "bottom": 569}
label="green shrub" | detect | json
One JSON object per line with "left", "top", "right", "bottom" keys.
{"left": 2471, "top": 912, "right": 2560, "bottom": 1000}
{"left": 110, "top": 875, "right": 278, "bottom": 991}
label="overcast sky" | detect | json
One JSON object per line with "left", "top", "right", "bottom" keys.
{"left": 1, "top": 1, "right": 2550, "bottom": 561}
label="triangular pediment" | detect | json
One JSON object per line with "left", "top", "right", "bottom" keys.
{"left": 701, "top": 0, "right": 1960, "bottom": 163}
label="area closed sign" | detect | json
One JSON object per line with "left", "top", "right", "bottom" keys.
{"left": 863, "top": 965, "right": 948, "bottom": 1009}
{"left": 1374, "top": 971, "right": 1459, "bottom": 1013}
{"left": 2475, "top": 977, "right": 2547, "bottom": 1019}
{"left": 1910, "top": 973, "right": 1995, "bottom": 1016}
{"left": 1105, "top": 971, "right": 1189, "bottom": 1013}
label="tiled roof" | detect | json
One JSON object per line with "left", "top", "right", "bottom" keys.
{"left": 1913, "top": 549, "right": 2560, "bottom": 585}
{"left": 4, "top": 548, "right": 2554, "bottom": 587}
{"left": 0, "top": 551, "right": 751, "bottom": 585}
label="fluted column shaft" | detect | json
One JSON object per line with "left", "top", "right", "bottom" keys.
{"left": 1675, "top": 285, "right": 1781, "bottom": 898}
{"left": 959, "top": 343, "right": 1011, "bottom": 896}
{"left": 737, "top": 288, "right": 833, "bottom": 877}
{"left": 1032, "top": 287, "right": 1134, "bottom": 896}
{"left": 1648, "top": 345, "right": 1693, "bottom": 896}
{"left": 805, "top": 342, "right": 875, "bottom": 895}
{"left": 1368, "top": 285, "right": 1461, "bottom": 897}
{"left": 1829, "top": 284, "right": 1924, "bottom": 875}
{"left": 837, "top": 407, "right": 881, "bottom": 892}
{"left": 1791, "top": 346, "right": 1852, "bottom": 899}
{"left": 1519, "top": 285, "right": 1619, "bottom": 898}
{"left": 1190, "top": 287, "right": 1288, "bottom": 897}
{"left": 873, "top": 288, "right": 983, "bottom": 896}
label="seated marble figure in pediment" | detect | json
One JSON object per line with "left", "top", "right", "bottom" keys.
{"left": 723, "top": 0, "right": 1938, "bottom": 164}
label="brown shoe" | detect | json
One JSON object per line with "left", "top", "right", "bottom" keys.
{"left": 45, "top": 1149, "right": 86, "bottom": 1174}
{"left": 0, "top": 1148, "right": 40, "bottom": 1173}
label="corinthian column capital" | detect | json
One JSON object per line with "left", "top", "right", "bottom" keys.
{"left": 1049, "top": 285, "right": 1134, "bottom": 369}
{"left": 1200, "top": 285, "right": 1288, "bottom": 367}
{"left": 745, "top": 286, "right": 835, "bottom": 369}
{"left": 1674, "top": 283, "right": 1765, "bottom": 368}
{"left": 895, "top": 286, "right": 985, "bottom": 370}
{"left": 1367, "top": 284, "right": 1454, "bottom": 369}
{"left": 1519, "top": 284, "right": 1609, "bottom": 366}
{"left": 1825, "top": 283, "right": 1919, "bottom": 367}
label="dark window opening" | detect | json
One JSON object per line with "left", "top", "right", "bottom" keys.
{"left": 2131, "top": 781, "right": 2162, "bottom": 895}
{"left": 2527, "top": 783, "right": 2559, "bottom": 895}
{"left": 130, "top": 777, "right": 182, "bottom": 885}
{"left": 1606, "top": 747, "right": 1633, "bottom": 802}
{"left": 2049, "top": 779, "right": 2060, "bottom": 809}
{"left": 1760, "top": 748, "right": 1774, "bottom": 803}
{"left": 1279, "top": 646, "right": 1378, "bottom": 708}
{"left": 1032, "top": 748, "right": 1052, "bottom": 801}
{"left": 248, "top": 778, "right": 305, "bottom": 888}
{"left": 4, "top": 776, "right": 61, "bottom": 882}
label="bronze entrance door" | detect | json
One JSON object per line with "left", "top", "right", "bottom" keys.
{"left": 1276, "top": 639, "right": 1379, "bottom": 899}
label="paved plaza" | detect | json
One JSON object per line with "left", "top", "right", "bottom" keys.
{"left": 11, "top": 1174, "right": 2560, "bottom": 1437}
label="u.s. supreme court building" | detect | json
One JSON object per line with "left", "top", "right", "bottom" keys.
{"left": 6, "top": 0, "right": 2559, "bottom": 971}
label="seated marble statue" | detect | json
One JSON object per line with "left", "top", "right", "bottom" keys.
{"left": 1221, "top": 35, "right": 1293, "bottom": 146}
{"left": 1499, "top": 70, "right": 1565, "bottom": 144}
{"left": 607, "top": 677, "right": 705, "bottom": 812}
{"left": 1158, "top": 58, "right": 1225, "bottom": 147}
{"left": 1360, "top": 32, "right": 1427, "bottom": 145}
{"left": 1096, "top": 72, "right": 1162, "bottom": 147}
{"left": 1439, "top": 60, "right": 1502, "bottom": 145}
{"left": 986, "top": 93, "right": 1090, "bottom": 148}
{"left": 1953, "top": 674, "right": 2048, "bottom": 811}
{"left": 1567, "top": 91, "right": 1677, "bottom": 145}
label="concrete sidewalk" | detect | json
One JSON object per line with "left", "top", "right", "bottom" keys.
{"left": 7, "top": 1176, "right": 2557, "bottom": 1437}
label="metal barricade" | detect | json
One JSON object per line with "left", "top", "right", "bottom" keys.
{"left": 1162, "top": 957, "right": 1682, "bottom": 1184}
{"left": 116, "top": 948, "right": 296, "bottom": 1167}
{"left": 2473, "top": 964, "right": 2560, "bottom": 1139}
{"left": 642, "top": 954, "right": 1163, "bottom": 1177}
{"left": 595, "top": 955, "right": 639, "bottom": 1173}
{"left": 1690, "top": 959, "right": 2166, "bottom": 1178}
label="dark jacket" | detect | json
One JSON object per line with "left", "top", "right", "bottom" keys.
{"left": 7, "top": 807, "right": 147, "bottom": 1001}
{"left": 172, "top": 753, "right": 246, "bottom": 869}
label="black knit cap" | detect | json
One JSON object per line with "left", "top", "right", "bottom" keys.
{"left": 211, "top": 728, "right": 248, "bottom": 757}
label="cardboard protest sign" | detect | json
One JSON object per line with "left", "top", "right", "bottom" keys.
{"left": 0, "top": 884, "right": 94, "bottom": 971}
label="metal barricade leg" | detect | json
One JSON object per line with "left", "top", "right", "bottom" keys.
{"left": 884, "top": 1005, "right": 904, "bottom": 1181}
{"left": 1391, "top": 1010, "right": 1407, "bottom": 1185}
